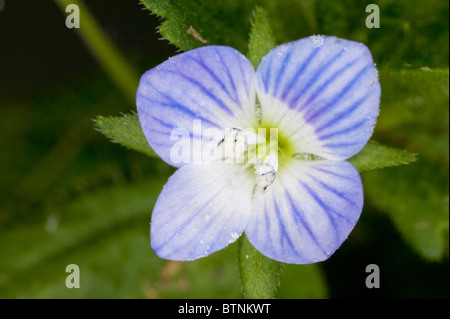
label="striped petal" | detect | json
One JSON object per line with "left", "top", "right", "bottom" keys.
{"left": 137, "top": 46, "right": 257, "bottom": 167}
{"left": 256, "top": 36, "right": 380, "bottom": 160}
{"left": 245, "top": 160, "right": 363, "bottom": 264}
{"left": 151, "top": 163, "right": 254, "bottom": 261}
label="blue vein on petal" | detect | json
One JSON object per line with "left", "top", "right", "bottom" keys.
{"left": 184, "top": 190, "right": 242, "bottom": 256}
{"left": 163, "top": 183, "right": 245, "bottom": 258}
{"left": 152, "top": 180, "right": 225, "bottom": 252}
{"left": 262, "top": 52, "right": 275, "bottom": 93}
{"left": 299, "top": 60, "right": 357, "bottom": 114}
{"left": 323, "top": 141, "right": 362, "bottom": 149}
{"left": 285, "top": 48, "right": 344, "bottom": 107}
{"left": 185, "top": 54, "right": 239, "bottom": 105}
{"left": 139, "top": 96, "right": 216, "bottom": 154}
{"left": 300, "top": 58, "right": 359, "bottom": 113}
{"left": 273, "top": 192, "right": 304, "bottom": 259}
{"left": 285, "top": 190, "right": 328, "bottom": 258}
{"left": 272, "top": 45, "right": 295, "bottom": 98}
{"left": 139, "top": 79, "right": 219, "bottom": 128}
{"left": 142, "top": 113, "right": 204, "bottom": 141}
{"left": 305, "top": 63, "right": 372, "bottom": 123}
{"left": 312, "top": 165, "right": 357, "bottom": 182}
{"left": 305, "top": 173, "right": 359, "bottom": 209}
{"left": 299, "top": 179, "right": 352, "bottom": 225}
{"left": 146, "top": 113, "right": 175, "bottom": 129}
{"left": 153, "top": 172, "right": 247, "bottom": 256}
{"left": 210, "top": 197, "right": 245, "bottom": 248}
{"left": 263, "top": 196, "right": 272, "bottom": 246}
{"left": 138, "top": 100, "right": 216, "bottom": 140}
{"left": 213, "top": 47, "right": 241, "bottom": 105}
{"left": 233, "top": 49, "right": 251, "bottom": 97}
{"left": 318, "top": 118, "right": 367, "bottom": 140}
{"left": 315, "top": 93, "right": 371, "bottom": 135}
{"left": 163, "top": 70, "right": 235, "bottom": 116}
{"left": 296, "top": 181, "right": 343, "bottom": 249}
{"left": 166, "top": 198, "right": 230, "bottom": 257}
{"left": 251, "top": 195, "right": 271, "bottom": 248}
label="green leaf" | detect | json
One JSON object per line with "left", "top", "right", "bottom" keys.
{"left": 348, "top": 140, "right": 417, "bottom": 172}
{"left": 247, "top": 6, "right": 277, "bottom": 69}
{"left": 364, "top": 162, "right": 449, "bottom": 261}
{"left": 139, "top": 0, "right": 254, "bottom": 52}
{"left": 95, "top": 113, "right": 157, "bottom": 157}
{"left": 238, "top": 234, "right": 284, "bottom": 299}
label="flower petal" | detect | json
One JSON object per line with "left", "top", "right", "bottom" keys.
{"left": 256, "top": 36, "right": 380, "bottom": 160}
{"left": 137, "top": 46, "right": 256, "bottom": 167}
{"left": 151, "top": 163, "right": 254, "bottom": 261}
{"left": 245, "top": 160, "right": 363, "bottom": 264}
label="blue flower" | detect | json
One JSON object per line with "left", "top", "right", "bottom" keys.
{"left": 136, "top": 36, "right": 380, "bottom": 264}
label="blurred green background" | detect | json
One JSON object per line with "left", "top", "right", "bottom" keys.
{"left": 0, "top": 0, "right": 448, "bottom": 298}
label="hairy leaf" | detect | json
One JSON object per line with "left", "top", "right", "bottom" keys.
{"left": 247, "top": 6, "right": 277, "bottom": 69}
{"left": 140, "top": 0, "right": 254, "bottom": 52}
{"left": 348, "top": 141, "right": 416, "bottom": 172}
{"left": 95, "top": 114, "right": 156, "bottom": 157}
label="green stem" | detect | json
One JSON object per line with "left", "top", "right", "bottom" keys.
{"left": 238, "top": 234, "right": 284, "bottom": 299}
{"left": 53, "top": 0, "right": 139, "bottom": 105}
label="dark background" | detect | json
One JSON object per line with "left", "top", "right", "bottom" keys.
{"left": 0, "top": 0, "right": 176, "bottom": 100}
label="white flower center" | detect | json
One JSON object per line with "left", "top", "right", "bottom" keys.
{"left": 254, "top": 149, "right": 278, "bottom": 191}
{"left": 217, "top": 128, "right": 247, "bottom": 160}
{"left": 254, "top": 162, "right": 276, "bottom": 190}
{"left": 216, "top": 128, "right": 279, "bottom": 191}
